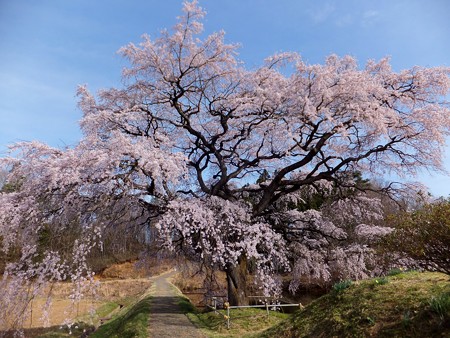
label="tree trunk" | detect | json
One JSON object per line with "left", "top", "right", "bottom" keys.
{"left": 225, "top": 257, "right": 249, "bottom": 306}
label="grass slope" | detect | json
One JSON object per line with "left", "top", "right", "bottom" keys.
{"left": 186, "top": 303, "right": 289, "bottom": 338}
{"left": 89, "top": 295, "right": 152, "bottom": 338}
{"left": 260, "top": 271, "right": 450, "bottom": 338}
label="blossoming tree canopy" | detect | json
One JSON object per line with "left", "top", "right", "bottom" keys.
{"left": 1, "top": 0, "right": 450, "bottom": 311}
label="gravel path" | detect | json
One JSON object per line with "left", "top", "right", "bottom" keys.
{"left": 148, "top": 270, "right": 206, "bottom": 338}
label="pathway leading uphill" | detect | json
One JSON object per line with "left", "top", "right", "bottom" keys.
{"left": 148, "top": 270, "right": 205, "bottom": 338}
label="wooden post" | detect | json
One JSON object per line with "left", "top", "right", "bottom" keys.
{"left": 224, "top": 301, "right": 230, "bottom": 329}
{"left": 265, "top": 299, "right": 269, "bottom": 317}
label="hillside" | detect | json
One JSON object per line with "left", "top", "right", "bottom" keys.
{"left": 260, "top": 271, "right": 450, "bottom": 337}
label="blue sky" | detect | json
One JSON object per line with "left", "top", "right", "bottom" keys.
{"left": 1, "top": 0, "right": 449, "bottom": 196}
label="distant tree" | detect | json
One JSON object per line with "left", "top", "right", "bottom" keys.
{"left": 0, "top": 167, "right": 18, "bottom": 193}
{"left": 383, "top": 199, "right": 450, "bottom": 274}
{"left": 1, "top": 0, "right": 450, "bottom": 315}
{"left": 0, "top": 168, "right": 7, "bottom": 188}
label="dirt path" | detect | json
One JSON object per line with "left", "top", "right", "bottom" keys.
{"left": 148, "top": 270, "right": 205, "bottom": 338}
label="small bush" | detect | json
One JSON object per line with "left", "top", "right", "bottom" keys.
{"left": 387, "top": 268, "right": 402, "bottom": 276}
{"left": 366, "top": 316, "right": 376, "bottom": 326}
{"left": 332, "top": 280, "right": 352, "bottom": 292}
{"left": 402, "top": 310, "right": 411, "bottom": 328}
{"left": 373, "top": 277, "right": 389, "bottom": 285}
{"left": 429, "top": 292, "right": 450, "bottom": 321}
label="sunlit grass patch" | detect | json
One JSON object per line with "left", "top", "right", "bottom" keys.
{"left": 89, "top": 295, "right": 152, "bottom": 338}
{"left": 260, "top": 272, "right": 450, "bottom": 338}
{"left": 188, "top": 307, "right": 289, "bottom": 338}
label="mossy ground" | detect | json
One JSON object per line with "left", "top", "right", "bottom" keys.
{"left": 260, "top": 271, "right": 450, "bottom": 337}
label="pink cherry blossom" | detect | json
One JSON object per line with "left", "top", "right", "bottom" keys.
{"left": 1, "top": 0, "right": 449, "bottom": 315}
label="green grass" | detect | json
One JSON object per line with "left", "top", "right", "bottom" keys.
{"left": 95, "top": 301, "right": 121, "bottom": 318}
{"left": 332, "top": 279, "right": 352, "bottom": 292}
{"left": 387, "top": 268, "right": 403, "bottom": 276}
{"left": 178, "top": 295, "right": 199, "bottom": 314}
{"left": 260, "top": 271, "right": 450, "bottom": 338}
{"left": 89, "top": 294, "right": 152, "bottom": 338}
{"left": 430, "top": 290, "right": 450, "bottom": 321}
{"left": 187, "top": 307, "right": 289, "bottom": 338}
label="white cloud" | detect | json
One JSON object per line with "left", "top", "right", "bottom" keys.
{"left": 335, "top": 14, "right": 353, "bottom": 27}
{"left": 309, "top": 3, "right": 335, "bottom": 23}
{"left": 361, "top": 10, "right": 380, "bottom": 26}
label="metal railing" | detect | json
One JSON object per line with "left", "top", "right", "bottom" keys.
{"left": 206, "top": 296, "right": 304, "bottom": 329}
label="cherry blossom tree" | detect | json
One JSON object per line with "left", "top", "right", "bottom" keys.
{"left": 0, "top": 137, "right": 186, "bottom": 329}
{"left": 1, "top": 0, "right": 450, "bottom": 313}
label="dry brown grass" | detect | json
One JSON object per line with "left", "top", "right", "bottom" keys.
{"left": 10, "top": 278, "right": 153, "bottom": 329}
{"left": 99, "top": 257, "right": 173, "bottom": 279}
{"left": 2, "top": 258, "right": 177, "bottom": 332}
{"left": 2, "top": 260, "right": 161, "bottom": 331}
{"left": 21, "top": 298, "right": 101, "bottom": 329}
